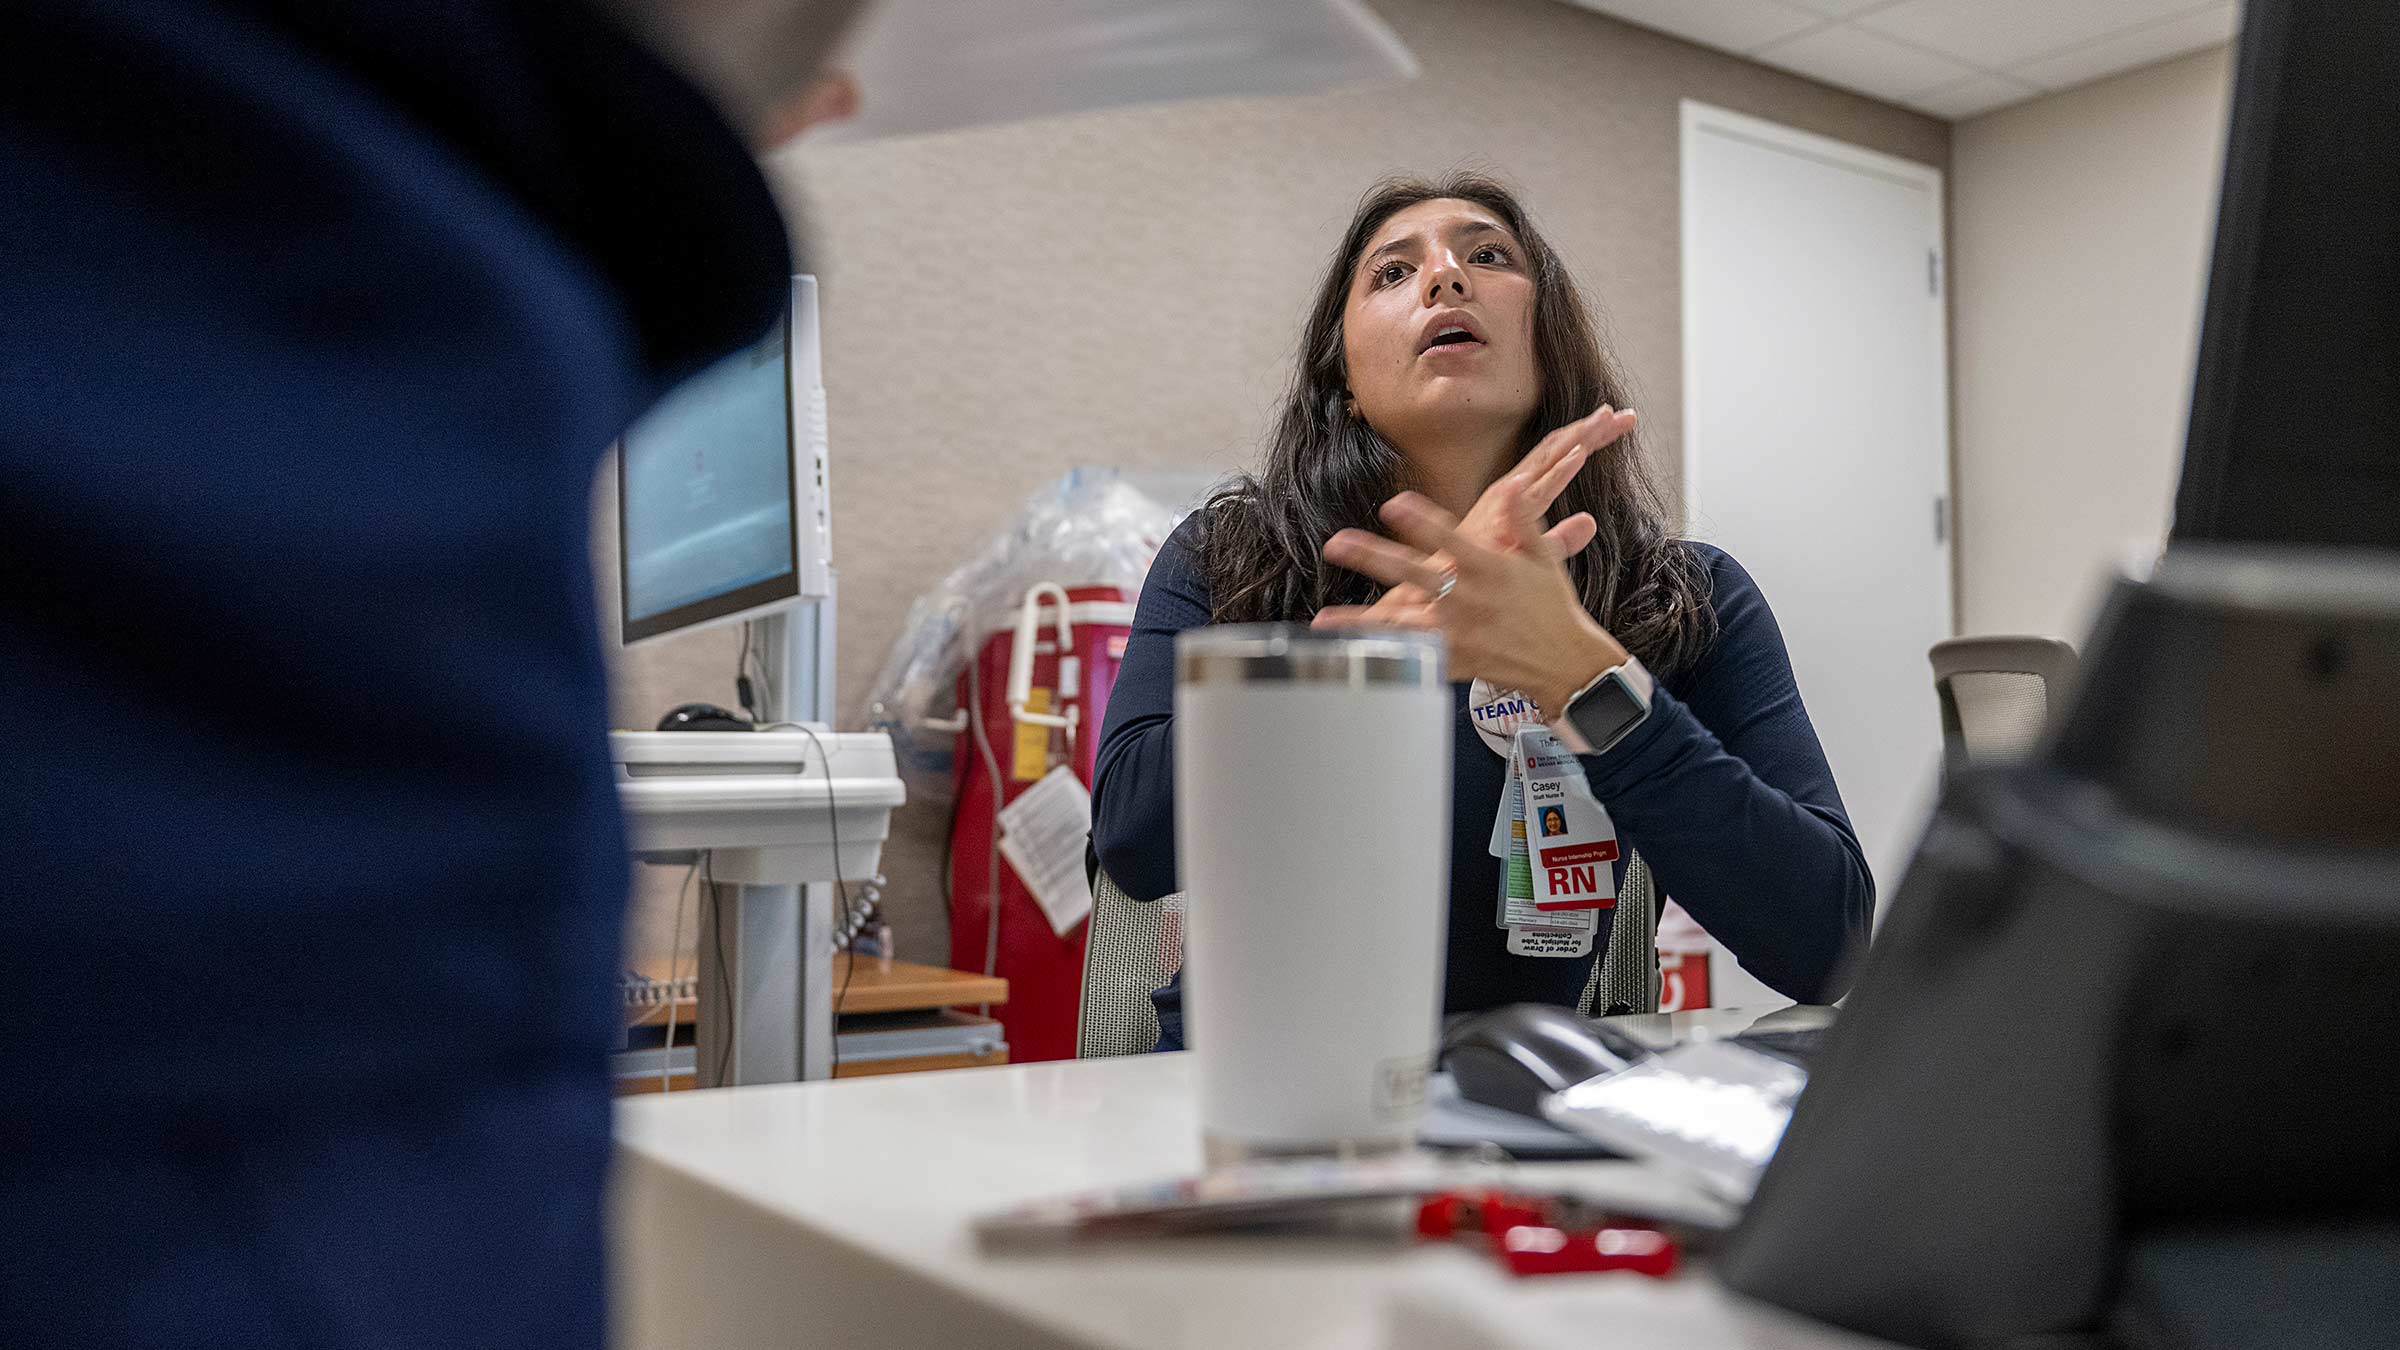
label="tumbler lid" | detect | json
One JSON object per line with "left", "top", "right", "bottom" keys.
{"left": 1176, "top": 624, "right": 1446, "bottom": 688}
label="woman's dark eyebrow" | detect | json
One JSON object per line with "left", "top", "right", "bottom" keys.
{"left": 1363, "top": 220, "right": 1513, "bottom": 271}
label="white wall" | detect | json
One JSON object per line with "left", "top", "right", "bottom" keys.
{"left": 1950, "top": 45, "right": 2234, "bottom": 641}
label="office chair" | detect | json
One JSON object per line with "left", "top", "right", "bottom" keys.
{"left": 1075, "top": 854, "right": 1661, "bottom": 1058}
{"left": 1076, "top": 870, "right": 1184, "bottom": 1058}
{"left": 1929, "top": 636, "right": 2079, "bottom": 774}
{"left": 1580, "top": 852, "right": 1661, "bottom": 1018}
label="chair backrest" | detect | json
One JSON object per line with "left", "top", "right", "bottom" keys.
{"left": 1076, "top": 852, "right": 1659, "bottom": 1058}
{"left": 1580, "top": 851, "right": 1660, "bottom": 1017}
{"left": 1929, "top": 636, "right": 2080, "bottom": 775}
{"left": 1076, "top": 869, "right": 1184, "bottom": 1058}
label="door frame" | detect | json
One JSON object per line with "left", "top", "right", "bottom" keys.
{"left": 1677, "top": 99, "right": 1957, "bottom": 637}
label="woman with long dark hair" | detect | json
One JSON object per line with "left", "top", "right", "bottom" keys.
{"left": 1093, "top": 174, "right": 1873, "bottom": 1050}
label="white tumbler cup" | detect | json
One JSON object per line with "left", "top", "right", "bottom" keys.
{"left": 1174, "top": 625, "right": 1451, "bottom": 1161}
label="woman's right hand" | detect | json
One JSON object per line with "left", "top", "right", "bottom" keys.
{"left": 1314, "top": 406, "right": 1635, "bottom": 630}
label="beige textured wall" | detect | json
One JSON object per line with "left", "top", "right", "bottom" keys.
{"left": 605, "top": 0, "right": 1946, "bottom": 968}
{"left": 1950, "top": 46, "right": 2233, "bottom": 641}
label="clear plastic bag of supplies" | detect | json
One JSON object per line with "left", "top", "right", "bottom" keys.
{"left": 862, "top": 468, "right": 1205, "bottom": 792}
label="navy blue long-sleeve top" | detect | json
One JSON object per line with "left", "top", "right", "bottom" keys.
{"left": 4, "top": 3, "right": 788, "bottom": 1346}
{"left": 1093, "top": 515, "right": 1875, "bottom": 1050}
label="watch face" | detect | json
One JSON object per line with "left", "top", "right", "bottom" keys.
{"left": 1569, "top": 672, "right": 1647, "bottom": 752}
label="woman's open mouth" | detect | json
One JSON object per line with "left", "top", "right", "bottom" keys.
{"left": 1417, "top": 313, "right": 1489, "bottom": 358}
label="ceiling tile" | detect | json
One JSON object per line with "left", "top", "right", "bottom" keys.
{"left": 1857, "top": 0, "right": 2215, "bottom": 72}
{"left": 1565, "top": 0, "right": 1824, "bottom": 55}
{"left": 1752, "top": 24, "right": 1979, "bottom": 100}
{"left": 2010, "top": 4, "right": 2239, "bottom": 90}
{"left": 1906, "top": 73, "right": 2043, "bottom": 120}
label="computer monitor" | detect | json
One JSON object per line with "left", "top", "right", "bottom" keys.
{"left": 618, "top": 276, "right": 830, "bottom": 644}
{"left": 2172, "top": 0, "right": 2400, "bottom": 550}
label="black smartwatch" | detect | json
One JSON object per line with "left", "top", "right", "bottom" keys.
{"left": 1556, "top": 655, "right": 1655, "bottom": 756}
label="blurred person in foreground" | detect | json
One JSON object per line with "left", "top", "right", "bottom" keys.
{"left": 1, "top": 2, "right": 860, "bottom": 1345}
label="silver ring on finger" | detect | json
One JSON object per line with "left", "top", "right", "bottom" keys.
{"left": 1432, "top": 568, "right": 1458, "bottom": 602}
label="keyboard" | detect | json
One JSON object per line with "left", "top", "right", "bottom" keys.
{"left": 1726, "top": 1025, "right": 1827, "bottom": 1066}
{"left": 1583, "top": 1017, "right": 1832, "bottom": 1069}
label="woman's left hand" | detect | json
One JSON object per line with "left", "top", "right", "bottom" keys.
{"left": 1317, "top": 479, "right": 1631, "bottom": 718}
{"left": 1311, "top": 412, "right": 1619, "bottom": 634}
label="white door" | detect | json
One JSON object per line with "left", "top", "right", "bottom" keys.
{"left": 1679, "top": 102, "right": 1952, "bottom": 1004}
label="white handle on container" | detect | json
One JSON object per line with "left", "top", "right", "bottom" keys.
{"left": 1006, "top": 583, "right": 1076, "bottom": 730}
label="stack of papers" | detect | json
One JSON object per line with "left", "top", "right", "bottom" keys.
{"left": 997, "top": 766, "right": 1095, "bottom": 936}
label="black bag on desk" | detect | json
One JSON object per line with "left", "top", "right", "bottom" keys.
{"left": 1717, "top": 550, "right": 2400, "bottom": 1350}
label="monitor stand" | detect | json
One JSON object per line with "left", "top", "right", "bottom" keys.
{"left": 702, "top": 594, "right": 838, "bottom": 1086}
{"left": 617, "top": 589, "right": 855, "bottom": 1089}
{"left": 695, "top": 836, "right": 833, "bottom": 1087}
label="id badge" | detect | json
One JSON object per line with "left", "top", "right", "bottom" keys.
{"left": 1507, "top": 927, "right": 1597, "bottom": 958}
{"left": 1493, "top": 732, "right": 1597, "bottom": 958}
{"left": 1516, "top": 727, "right": 1619, "bottom": 913}
{"left": 1480, "top": 679, "right": 1544, "bottom": 857}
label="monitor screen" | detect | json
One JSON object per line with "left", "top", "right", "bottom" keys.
{"left": 618, "top": 317, "right": 799, "bottom": 643}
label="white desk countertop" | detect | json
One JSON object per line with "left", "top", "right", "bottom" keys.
{"left": 612, "top": 1050, "right": 1895, "bottom": 1350}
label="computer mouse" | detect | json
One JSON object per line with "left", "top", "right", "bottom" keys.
{"left": 657, "top": 702, "right": 753, "bottom": 731}
{"left": 1439, "top": 1002, "right": 1634, "bottom": 1119}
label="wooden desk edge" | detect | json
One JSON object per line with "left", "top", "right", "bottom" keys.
{"left": 626, "top": 957, "right": 1010, "bottom": 1024}
{"left": 831, "top": 955, "right": 1010, "bottom": 1016}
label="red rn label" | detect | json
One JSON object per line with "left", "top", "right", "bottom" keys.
{"left": 1545, "top": 864, "right": 1603, "bottom": 896}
